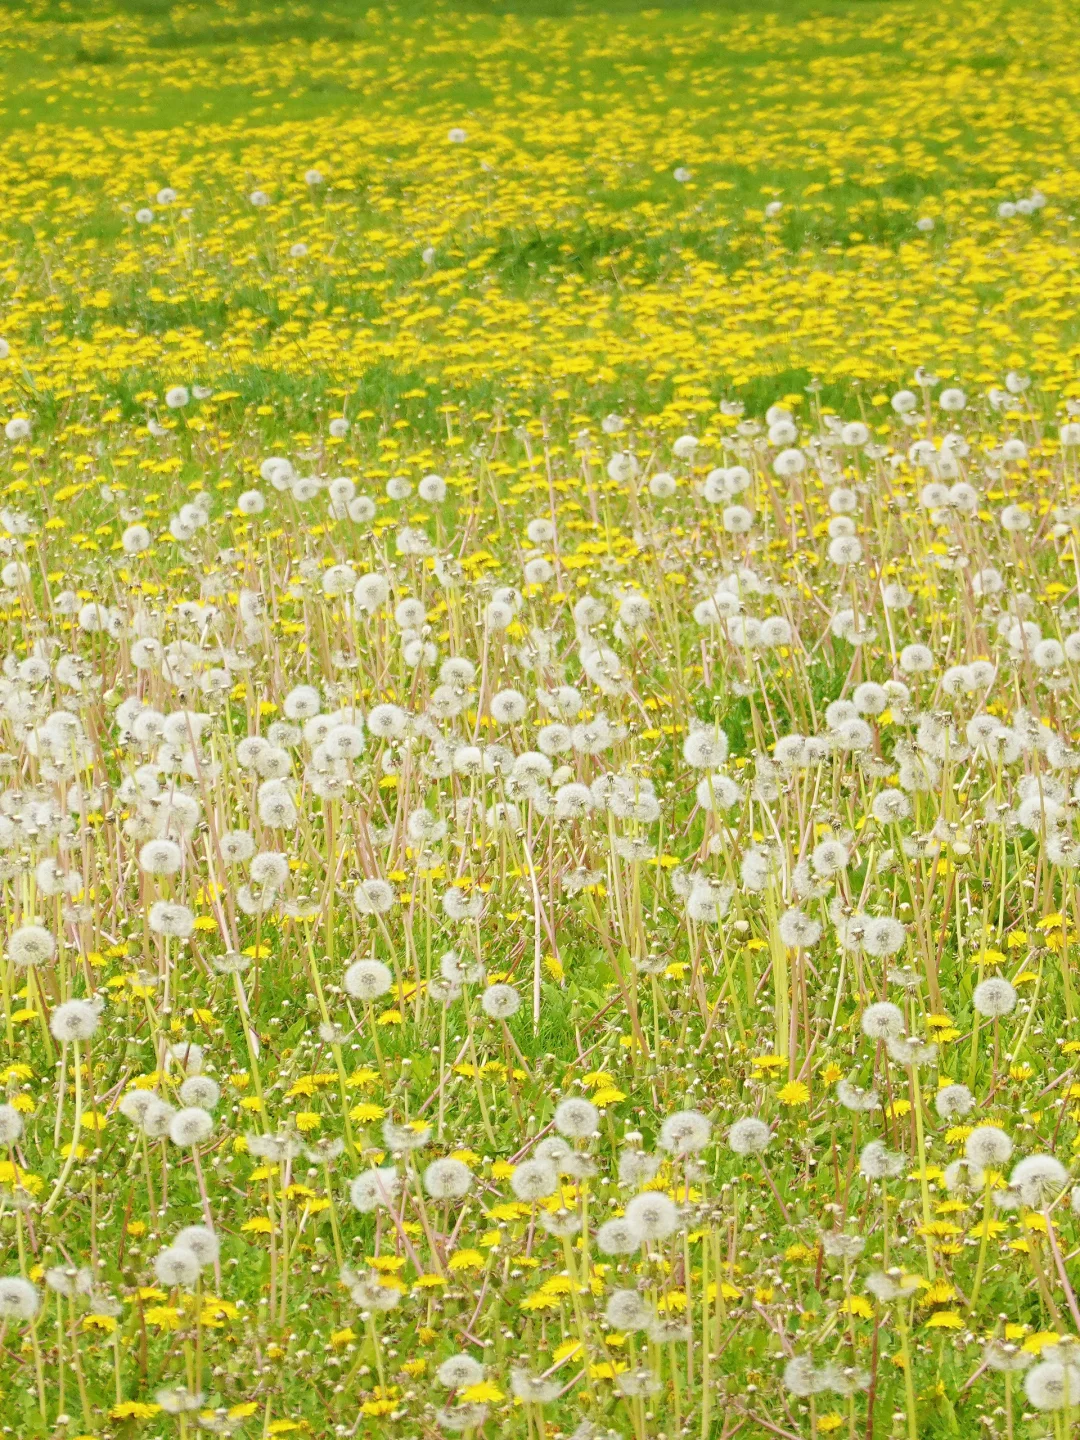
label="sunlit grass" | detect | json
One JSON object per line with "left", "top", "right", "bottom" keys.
{"left": 1, "top": 2, "right": 1080, "bottom": 1439}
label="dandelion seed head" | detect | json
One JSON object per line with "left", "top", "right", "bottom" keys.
{"left": 973, "top": 976, "right": 1017, "bottom": 1016}
{"left": 934, "top": 1083, "right": 974, "bottom": 1118}
{"left": 966, "top": 1125, "right": 1014, "bottom": 1167}
{"left": 1025, "top": 1360, "right": 1080, "bottom": 1411}
{"left": 349, "top": 1167, "right": 401, "bottom": 1212}
{"left": 509, "top": 1158, "right": 557, "bottom": 1202}
{"left": 858, "top": 1140, "right": 905, "bottom": 1179}
{"left": 169, "top": 1106, "right": 214, "bottom": 1147}
{"left": 554, "top": 1095, "right": 599, "bottom": 1139}
{"left": 50, "top": 998, "right": 100, "bottom": 1043}
{"left": 424, "top": 1157, "right": 473, "bottom": 1199}
{"left": 728, "top": 1117, "right": 771, "bottom": 1155}
{"left": 0, "top": 1276, "right": 39, "bottom": 1320}
{"left": 154, "top": 1246, "right": 202, "bottom": 1288}
{"left": 8, "top": 923, "right": 55, "bottom": 967}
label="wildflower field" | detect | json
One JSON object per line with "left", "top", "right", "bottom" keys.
{"left": 8, "top": 0, "right": 1080, "bottom": 1437}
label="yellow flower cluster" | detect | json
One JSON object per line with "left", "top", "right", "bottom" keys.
{"left": 0, "top": 1, "right": 1079, "bottom": 1437}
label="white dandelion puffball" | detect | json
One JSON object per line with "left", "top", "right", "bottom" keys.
{"left": 350, "top": 1167, "right": 400, "bottom": 1213}
{"left": 861, "top": 1001, "right": 905, "bottom": 1039}
{"left": 424, "top": 1158, "right": 473, "bottom": 1200}
{"left": 554, "top": 1096, "right": 599, "bottom": 1139}
{"left": 728, "top": 1117, "right": 771, "bottom": 1155}
{"left": 0, "top": 1276, "right": 40, "bottom": 1320}
{"left": 973, "top": 976, "right": 1017, "bottom": 1017}
{"left": 50, "top": 999, "right": 100, "bottom": 1044}
{"left": 624, "top": 1190, "right": 679, "bottom": 1240}
{"left": 1026, "top": 1361, "right": 1080, "bottom": 1411}
{"left": 169, "top": 1106, "right": 214, "bottom": 1148}
{"left": 175, "top": 1225, "right": 220, "bottom": 1267}
{"left": 597, "top": 1218, "right": 641, "bottom": 1255}
{"left": 658, "top": 1109, "right": 711, "bottom": 1155}
{"left": 344, "top": 959, "right": 394, "bottom": 1001}
{"left": 481, "top": 983, "right": 520, "bottom": 1019}
{"left": 509, "top": 1159, "right": 557, "bottom": 1202}
{"left": 8, "top": 924, "right": 56, "bottom": 967}
{"left": 0, "top": 1104, "right": 24, "bottom": 1145}
{"left": 965, "top": 1126, "right": 1013, "bottom": 1168}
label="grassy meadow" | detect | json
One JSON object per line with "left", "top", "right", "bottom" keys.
{"left": 1, "top": 1, "right": 1080, "bottom": 1438}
